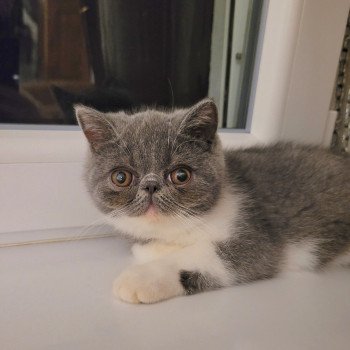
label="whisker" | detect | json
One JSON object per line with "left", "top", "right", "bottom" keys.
{"left": 157, "top": 197, "right": 212, "bottom": 234}
{"left": 69, "top": 216, "right": 115, "bottom": 242}
{"left": 167, "top": 77, "right": 175, "bottom": 111}
{"left": 160, "top": 196, "right": 215, "bottom": 234}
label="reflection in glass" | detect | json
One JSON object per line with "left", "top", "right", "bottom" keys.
{"left": 0, "top": 0, "right": 262, "bottom": 127}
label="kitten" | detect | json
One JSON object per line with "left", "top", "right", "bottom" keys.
{"left": 75, "top": 99, "right": 350, "bottom": 304}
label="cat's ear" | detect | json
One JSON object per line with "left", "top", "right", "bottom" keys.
{"left": 181, "top": 99, "right": 218, "bottom": 141}
{"left": 75, "top": 105, "right": 115, "bottom": 151}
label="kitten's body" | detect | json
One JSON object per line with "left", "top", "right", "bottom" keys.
{"left": 76, "top": 100, "right": 350, "bottom": 303}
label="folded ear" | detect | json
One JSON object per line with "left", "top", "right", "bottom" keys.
{"left": 75, "top": 105, "right": 116, "bottom": 151}
{"left": 180, "top": 99, "right": 218, "bottom": 142}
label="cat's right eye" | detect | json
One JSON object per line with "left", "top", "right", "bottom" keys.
{"left": 111, "top": 170, "right": 133, "bottom": 187}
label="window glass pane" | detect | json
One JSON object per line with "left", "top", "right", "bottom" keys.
{"left": 0, "top": 0, "right": 262, "bottom": 128}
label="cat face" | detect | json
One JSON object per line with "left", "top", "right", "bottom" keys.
{"left": 76, "top": 99, "right": 225, "bottom": 223}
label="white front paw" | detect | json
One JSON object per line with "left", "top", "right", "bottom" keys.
{"left": 113, "top": 263, "right": 184, "bottom": 304}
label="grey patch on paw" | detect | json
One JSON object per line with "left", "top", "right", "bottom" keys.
{"left": 180, "top": 270, "right": 221, "bottom": 295}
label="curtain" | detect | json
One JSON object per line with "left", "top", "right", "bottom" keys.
{"left": 96, "top": 0, "right": 214, "bottom": 107}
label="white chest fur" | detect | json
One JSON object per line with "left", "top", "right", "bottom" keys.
{"left": 109, "top": 191, "right": 241, "bottom": 246}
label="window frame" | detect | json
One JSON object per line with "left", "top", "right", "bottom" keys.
{"left": 0, "top": 0, "right": 349, "bottom": 236}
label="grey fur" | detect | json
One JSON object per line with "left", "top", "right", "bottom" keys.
{"left": 218, "top": 143, "right": 350, "bottom": 283}
{"left": 76, "top": 99, "right": 350, "bottom": 295}
{"left": 75, "top": 100, "right": 223, "bottom": 218}
{"left": 180, "top": 271, "right": 221, "bottom": 295}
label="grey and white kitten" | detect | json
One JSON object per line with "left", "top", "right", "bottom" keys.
{"left": 76, "top": 99, "right": 350, "bottom": 304}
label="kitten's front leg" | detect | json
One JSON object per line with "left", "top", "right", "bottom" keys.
{"left": 131, "top": 241, "right": 184, "bottom": 263}
{"left": 114, "top": 243, "right": 232, "bottom": 304}
{"left": 114, "top": 261, "right": 184, "bottom": 303}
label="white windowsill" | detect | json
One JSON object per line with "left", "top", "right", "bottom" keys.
{"left": 0, "top": 226, "right": 114, "bottom": 248}
{"left": 1, "top": 234, "right": 350, "bottom": 350}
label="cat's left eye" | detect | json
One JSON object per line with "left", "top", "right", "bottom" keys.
{"left": 111, "top": 170, "right": 133, "bottom": 187}
{"left": 169, "top": 168, "right": 191, "bottom": 185}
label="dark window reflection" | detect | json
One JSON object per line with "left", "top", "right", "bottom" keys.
{"left": 0, "top": 0, "right": 214, "bottom": 125}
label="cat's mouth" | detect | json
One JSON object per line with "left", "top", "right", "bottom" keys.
{"left": 123, "top": 198, "right": 164, "bottom": 218}
{"left": 129, "top": 196, "right": 168, "bottom": 218}
{"left": 144, "top": 203, "right": 158, "bottom": 218}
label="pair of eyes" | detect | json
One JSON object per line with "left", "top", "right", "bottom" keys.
{"left": 111, "top": 168, "right": 191, "bottom": 187}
